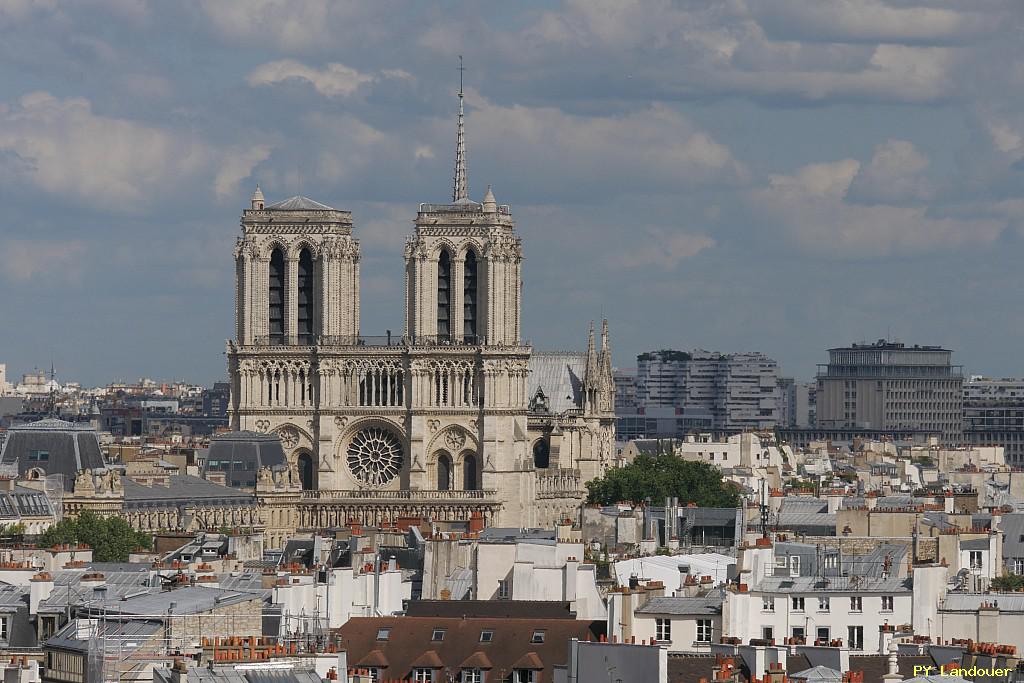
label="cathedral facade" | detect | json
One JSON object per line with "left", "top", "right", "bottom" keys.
{"left": 226, "top": 92, "right": 615, "bottom": 531}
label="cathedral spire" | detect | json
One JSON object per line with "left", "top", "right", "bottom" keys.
{"left": 452, "top": 56, "right": 468, "bottom": 203}
{"left": 600, "top": 319, "right": 614, "bottom": 380}
{"left": 585, "top": 321, "right": 598, "bottom": 382}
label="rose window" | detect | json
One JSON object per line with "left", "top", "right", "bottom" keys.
{"left": 347, "top": 427, "right": 403, "bottom": 486}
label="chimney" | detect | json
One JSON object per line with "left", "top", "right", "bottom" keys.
{"left": 469, "top": 511, "right": 485, "bottom": 533}
{"left": 944, "top": 491, "right": 954, "bottom": 515}
{"left": 170, "top": 658, "right": 189, "bottom": 683}
{"left": 29, "top": 572, "right": 54, "bottom": 615}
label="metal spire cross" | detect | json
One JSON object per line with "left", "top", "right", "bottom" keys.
{"left": 452, "top": 55, "right": 468, "bottom": 202}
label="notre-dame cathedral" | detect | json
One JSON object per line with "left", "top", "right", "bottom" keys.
{"left": 226, "top": 87, "right": 615, "bottom": 532}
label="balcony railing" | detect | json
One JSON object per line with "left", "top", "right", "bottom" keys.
{"left": 299, "top": 489, "right": 496, "bottom": 501}
{"left": 251, "top": 334, "right": 488, "bottom": 348}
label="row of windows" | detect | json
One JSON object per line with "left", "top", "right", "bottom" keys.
{"left": 763, "top": 595, "right": 895, "bottom": 612}
{"left": 654, "top": 618, "right": 713, "bottom": 643}
{"left": 756, "top": 625, "right": 865, "bottom": 649}
{"left": 375, "top": 627, "right": 532, "bottom": 643}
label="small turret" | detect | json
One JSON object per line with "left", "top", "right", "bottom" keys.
{"left": 251, "top": 185, "right": 265, "bottom": 210}
{"left": 482, "top": 185, "right": 497, "bottom": 213}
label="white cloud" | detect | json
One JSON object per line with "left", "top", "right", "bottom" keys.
{"left": 214, "top": 144, "right": 273, "bottom": 201}
{"left": 748, "top": 0, "right": 985, "bottom": 44}
{"left": 0, "top": 238, "right": 86, "bottom": 282}
{"left": 0, "top": 92, "right": 211, "bottom": 208}
{"left": 847, "top": 139, "right": 933, "bottom": 203}
{"left": 195, "top": 1, "right": 390, "bottom": 52}
{"left": 247, "top": 60, "right": 375, "bottom": 97}
{"left": 752, "top": 157, "right": 1004, "bottom": 256}
{"left": 615, "top": 229, "right": 715, "bottom": 270}
{"left": 470, "top": 95, "right": 746, "bottom": 192}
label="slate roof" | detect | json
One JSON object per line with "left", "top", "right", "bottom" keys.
{"left": 789, "top": 665, "right": 843, "bottom": 681}
{"left": 46, "top": 618, "right": 162, "bottom": 654}
{"left": 942, "top": 593, "right": 1024, "bottom": 612}
{"left": 528, "top": 352, "right": 585, "bottom": 414}
{"left": 265, "top": 195, "right": 336, "bottom": 211}
{"left": 754, "top": 574, "right": 911, "bottom": 594}
{"left": 74, "top": 585, "right": 264, "bottom": 617}
{"left": 668, "top": 655, "right": 742, "bottom": 683}
{"left": 478, "top": 528, "right": 556, "bottom": 543}
{"left": 1002, "top": 513, "right": 1024, "bottom": 561}
{"left": 405, "top": 600, "right": 575, "bottom": 620}
{"left": 0, "top": 418, "right": 104, "bottom": 490}
{"left": 849, "top": 655, "right": 941, "bottom": 682}
{"left": 154, "top": 665, "right": 324, "bottom": 683}
{"left": 204, "top": 431, "right": 286, "bottom": 489}
{"left": 337, "top": 616, "right": 603, "bottom": 683}
{"left": 123, "top": 475, "right": 255, "bottom": 509}
{"left": 635, "top": 595, "right": 723, "bottom": 616}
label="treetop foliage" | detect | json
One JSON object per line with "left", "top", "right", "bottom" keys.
{"left": 586, "top": 453, "right": 742, "bottom": 507}
{"left": 39, "top": 512, "right": 152, "bottom": 563}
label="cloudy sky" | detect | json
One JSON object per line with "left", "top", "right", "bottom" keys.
{"left": 2, "top": 0, "right": 1024, "bottom": 386}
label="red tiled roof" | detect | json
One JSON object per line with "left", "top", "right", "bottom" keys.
{"left": 354, "top": 650, "right": 388, "bottom": 668}
{"left": 511, "top": 652, "right": 544, "bottom": 670}
{"left": 410, "top": 651, "right": 443, "bottom": 668}
{"left": 458, "top": 651, "right": 493, "bottom": 670}
{"left": 337, "top": 616, "right": 603, "bottom": 683}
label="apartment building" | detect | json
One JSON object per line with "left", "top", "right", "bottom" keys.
{"left": 816, "top": 340, "right": 963, "bottom": 444}
{"left": 634, "top": 350, "right": 779, "bottom": 432}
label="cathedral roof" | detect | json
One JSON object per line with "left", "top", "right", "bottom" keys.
{"left": 0, "top": 418, "right": 105, "bottom": 490}
{"left": 528, "top": 352, "right": 585, "bottom": 414}
{"left": 265, "top": 195, "right": 336, "bottom": 211}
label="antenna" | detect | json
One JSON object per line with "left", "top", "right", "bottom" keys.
{"left": 452, "top": 57, "right": 468, "bottom": 202}
{"left": 458, "top": 54, "right": 465, "bottom": 97}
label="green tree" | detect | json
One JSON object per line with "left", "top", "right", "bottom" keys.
{"left": 39, "top": 512, "right": 152, "bottom": 562}
{"left": 586, "top": 454, "right": 742, "bottom": 507}
{"left": 991, "top": 574, "right": 1024, "bottom": 591}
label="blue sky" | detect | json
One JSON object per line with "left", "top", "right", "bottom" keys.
{"left": 1, "top": 0, "right": 1023, "bottom": 386}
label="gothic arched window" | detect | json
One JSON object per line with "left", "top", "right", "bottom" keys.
{"left": 464, "top": 250, "right": 478, "bottom": 343}
{"left": 297, "top": 248, "right": 315, "bottom": 343}
{"left": 437, "top": 250, "right": 451, "bottom": 340}
{"left": 533, "top": 439, "right": 550, "bottom": 469}
{"left": 269, "top": 248, "right": 286, "bottom": 344}
{"left": 463, "top": 453, "right": 478, "bottom": 491}
{"left": 296, "top": 451, "right": 315, "bottom": 490}
{"left": 437, "top": 453, "right": 452, "bottom": 491}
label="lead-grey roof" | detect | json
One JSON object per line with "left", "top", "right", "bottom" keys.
{"left": 205, "top": 431, "right": 286, "bottom": 488}
{"left": 155, "top": 665, "right": 324, "bottom": 683}
{"left": 123, "top": 475, "right": 255, "bottom": 508}
{"left": 1002, "top": 513, "right": 1024, "bottom": 559}
{"left": 635, "top": 595, "right": 723, "bottom": 616}
{"left": 941, "top": 593, "right": 1024, "bottom": 612}
{"left": 960, "top": 538, "right": 989, "bottom": 551}
{"left": 479, "top": 527, "right": 556, "bottom": 542}
{"left": 755, "top": 574, "right": 911, "bottom": 594}
{"left": 528, "top": 352, "right": 585, "bottom": 414}
{"left": 265, "top": 195, "right": 336, "bottom": 211}
{"left": 46, "top": 618, "right": 162, "bottom": 653}
{"left": 79, "top": 585, "right": 263, "bottom": 617}
{"left": 0, "top": 418, "right": 104, "bottom": 490}
{"left": 790, "top": 666, "right": 844, "bottom": 682}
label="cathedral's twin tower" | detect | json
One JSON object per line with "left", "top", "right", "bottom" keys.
{"left": 226, "top": 86, "right": 613, "bottom": 528}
